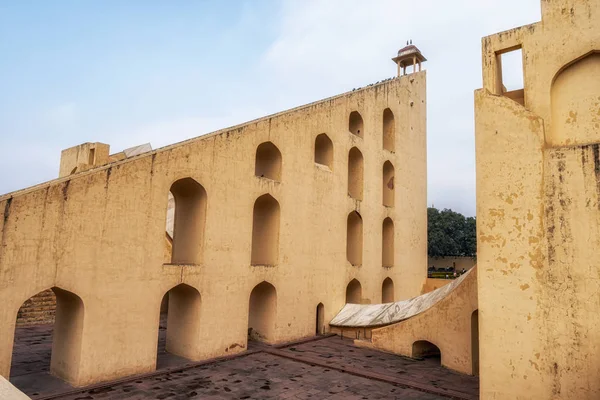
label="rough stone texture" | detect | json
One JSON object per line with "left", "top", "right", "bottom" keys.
{"left": 476, "top": 0, "right": 600, "bottom": 398}
{"left": 0, "top": 74, "right": 427, "bottom": 387}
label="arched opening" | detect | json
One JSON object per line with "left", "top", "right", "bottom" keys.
{"left": 412, "top": 340, "right": 441, "bottom": 362}
{"left": 169, "top": 178, "right": 207, "bottom": 265}
{"left": 382, "top": 161, "right": 395, "bottom": 207}
{"left": 316, "top": 303, "right": 325, "bottom": 335}
{"left": 165, "top": 192, "right": 175, "bottom": 260}
{"left": 10, "top": 287, "right": 84, "bottom": 388}
{"left": 348, "top": 111, "right": 364, "bottom": 138}
{"left": 471, "top": 310, "right": 479, "bottom": 376}
{"left": 157, "top": 284, "right": 201, "bottom": 367}
{"left": 314, "top": 133, "right": 333, "bottom": 169}
{"left": 346, "top": 211, "right": 363, "bottom": 266}
{"left": 255, "top": 141, "right": 282, "bottom": 181}
{"left": 383, "top": 108, "right": 395, "bottom": 152}
{"left": 248, "top": 281, "right": 277, "bottom": 343}
{"left": 382, "top": 218, "right": 394, "bottom": 268}
{"left": 550, "top": 51, "right": 600, "bottom": 146}
{"left": 251, "top": 194, "right": 280, "bottom": 266}
{"left": 348, "top": 147, "right": 364, "bottom": 200}
{"left": 346, "top": 279, "right": 362, "bottom": 304}
{"left": 382, "top": 278, "right": 394, "bottom": 303}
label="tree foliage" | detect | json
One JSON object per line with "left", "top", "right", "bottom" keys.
{"left": 427, "top": 207, "right": 476, "bottom": 257}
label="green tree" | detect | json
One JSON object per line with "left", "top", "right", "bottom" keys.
{"left": 427, "top": 207, "right": 476, "bottom": 257}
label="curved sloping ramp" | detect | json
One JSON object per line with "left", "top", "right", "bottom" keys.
{"left": 330, "top": 268, "right": 478, "bottom": 376}
{"left": 331, "top": 268, "right": 473, "bottom": 328}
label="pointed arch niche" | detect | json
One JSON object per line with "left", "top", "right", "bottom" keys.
{"left": 382, "top": 278, "right": 394, "bottom": 303}
{"left": 382, "top": 217, "right": 394, "bottom": 268}
{"left": 348, "top": 147, "right": 364, "bottom": 200}
{"left": 346, "top": 211, "right": 363, "bottom": 266}
{"left": 349, "top": 111, "right": 364, "bottom": 138}
{"left": 314, "top": 133, "right": 333, "bottom": 169}
{"left": 169, "top": 178, "right": 207, "bottom": 265}
{"left": 255, "top": 142, "right": 282, "bottom": 181}
{"left": 383, "top": 161, "right": 395, "bottom": 207}
{"left": 248, "top": 281, "right": 277, "bottom": 343}
{"left": 346, "top": 279, "right": 362, "bottom": 304}
{"left": 383, "top": 108, "right": 395, "bottom": 152}
{"left": 251, "top": 194, "right": 280, "bottom": 266}
{"left": 157, "top": 284, "right": 202, "bottom": 364}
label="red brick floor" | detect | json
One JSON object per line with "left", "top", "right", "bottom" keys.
{"left": 8, "top": 322, "right": 479, "bottom": 400}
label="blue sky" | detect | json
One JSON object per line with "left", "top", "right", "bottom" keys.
{"left": 0, "top": 0, "right": 542, "bottom": 216}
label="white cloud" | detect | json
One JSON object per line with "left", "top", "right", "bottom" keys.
{"left": 260, "top": 0, "right": 542, "bottom": 216}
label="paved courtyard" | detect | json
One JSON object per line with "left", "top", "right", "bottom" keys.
{"left": 9, "top": 323, "right": 478, "bottom": 400}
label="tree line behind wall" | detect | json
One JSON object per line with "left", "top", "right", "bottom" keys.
{"left": 427, "top": 207, "right": 476, "bottom": 258}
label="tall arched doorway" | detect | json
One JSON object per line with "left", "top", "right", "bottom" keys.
{"left": 157, "top": 284, "right": 202, "bottom": 367}
{"left": 248, "top": 281, "right": 277, "bottom": 343}
{"left": 10, "top": 287, "right": 84, "bottom": 388}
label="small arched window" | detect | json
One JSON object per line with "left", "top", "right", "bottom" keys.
{"left": 383, "top": 161, "right": 395, "bottom": 207}
{"left": 383, "top": 108, "right": 395, "bottom": 152}
{"left": 346, "top": 279, "right": 362, "bottom": 303}
{"left": 255, "top": 142, "right": 282, "bottom": 181}
{"left": 346, "top": 211, "right": 363, "bottom": 266}
{"left": 349, "top": 111, "right": 364, "bottom": 138}
{"left": 314, "top": 133, "right": 333, "bottom": 169}
{"left": 382, "top": 218, "right": 394, "bottom": 268}
{"left": 382, "top": 278, "right": 394, "bottom": 303}
{"left": 251, "top": 194, "right": 280, "bottom": 266}
{"left": 169, "top": 178, "right": 207, "bottom": 265}
{"left": 348, "top": 148, "right": 364, "bottom": 200}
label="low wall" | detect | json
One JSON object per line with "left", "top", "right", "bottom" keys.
{"left": 428, "top": 256, "right": 475, "bottom": 271}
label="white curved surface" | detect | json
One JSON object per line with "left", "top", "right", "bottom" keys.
{"left": 0, "top": 375, "right": 30, "bottom": 400}
{"left": 330, "top": 269, "right": 473, "bottom": 328}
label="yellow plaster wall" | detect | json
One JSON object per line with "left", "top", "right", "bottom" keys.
{"left": 0, "top": 74, "right": 427, "bottom": 386}
{"left": 476, "top": 1, "right": 600, "bottom": 398}
{"left": 421, "top": 278, "right": 453, "bottom": 294}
